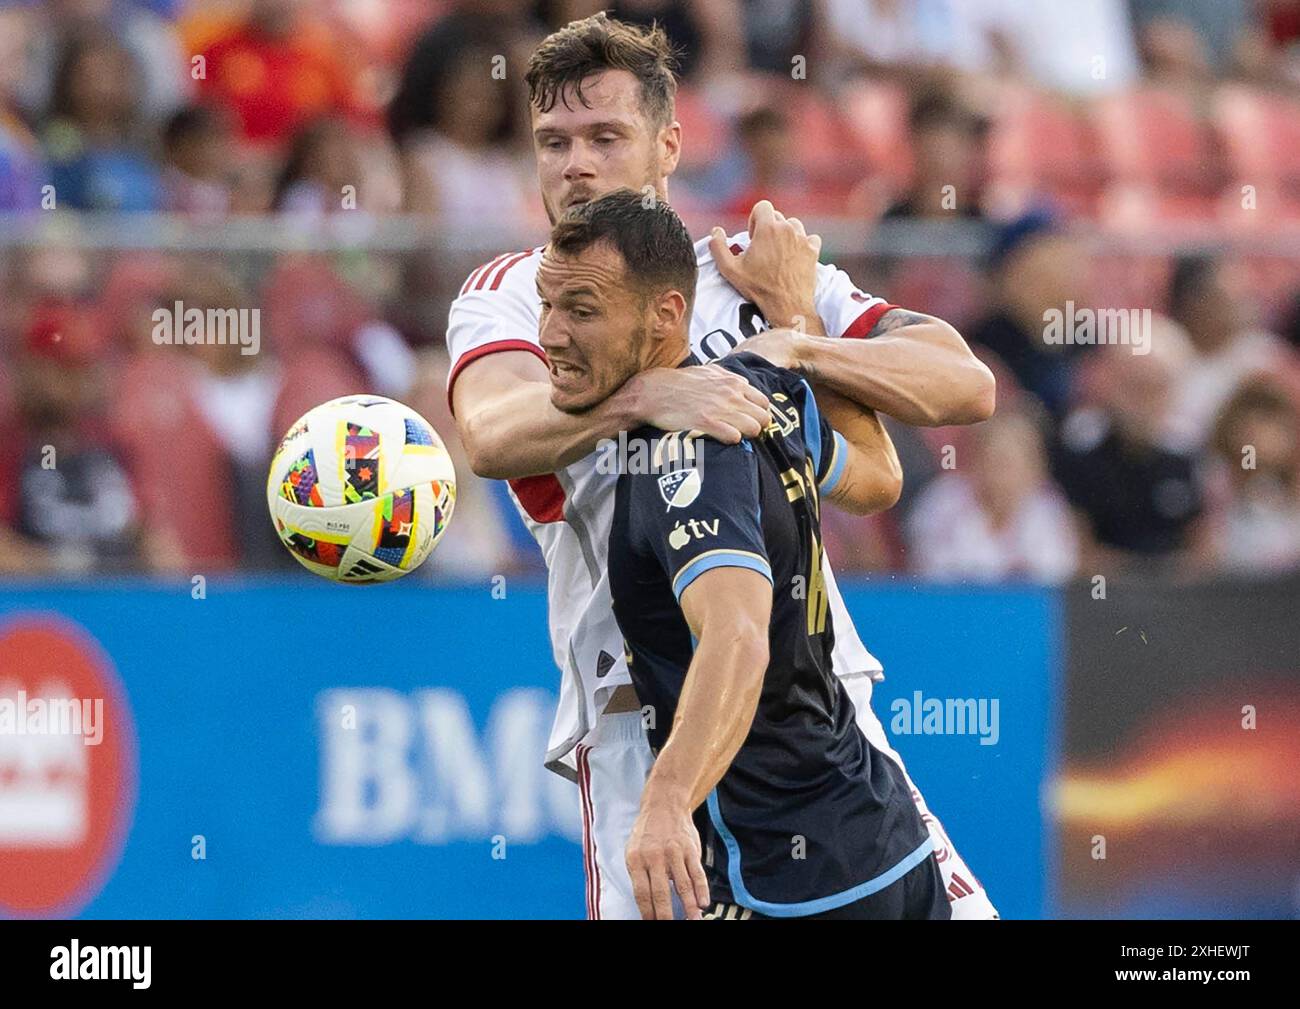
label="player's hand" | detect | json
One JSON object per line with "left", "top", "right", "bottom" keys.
{"left": 732, "top": 327, "right": 807, "bottom": 371}
{"left": 628, "top": 364, "right": 770, "bottom": 443}
{"left": 625, "top": 798, "right": 710, "bottom": 920}
{"left": 710, "top": 200, "right": 823, "bottom": 330}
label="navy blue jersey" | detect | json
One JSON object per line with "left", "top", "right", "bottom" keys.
{"left": 609, "top": 352, "right": 932, "bottom": 917}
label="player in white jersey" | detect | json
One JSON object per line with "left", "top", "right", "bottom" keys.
{"left": 445, "top": 14, "right": 998, "bottom": 919}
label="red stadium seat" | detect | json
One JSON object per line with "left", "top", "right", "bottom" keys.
{"left": 1211, "top": 85, "right": 1300, "bottom": 227}
{"left": 839, "top": 78, "right": 913, "bottom": 194}
{"left": 986, "top": 85, "right": 1102, "bottom": 217}
{"left": 673, "top": 83, "right": 729, "bottom": 171}
{"left": 782, "top": 84, "right": 871, "bottom": 203}
{"left": 1090, "top": 86, "right": 1223, "bottom": 225}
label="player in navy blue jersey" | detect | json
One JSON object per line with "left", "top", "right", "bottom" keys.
{"left": 537, "top": 189, "right": 948, "bottom": 920}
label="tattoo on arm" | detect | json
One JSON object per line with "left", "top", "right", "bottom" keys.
{"left": 866, "top": 308, "right": 931, "bottom": 338}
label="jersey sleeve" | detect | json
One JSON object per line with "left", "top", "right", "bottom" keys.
{"left": 444, "top": 248, "right": 545, "bottom": 411}
{"left": 794, "top": 378, "right": 849, "bottom": 497}
{"left": 627, "top": 434, "right": 772, "bottom": 601}
{"left": 812, "top": 259, "right": 899, "bottom": 339}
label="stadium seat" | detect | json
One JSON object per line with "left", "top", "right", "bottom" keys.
{"left": 673, "top": 83, "right": 729, "bottom": 172}
{"left": 1211, "top": 85, "right": 1300, "bottom": 227}
{"left": 986, "top": 85, "right": 1102, "bottom": 217}
{"left": 1090, "top": 86, "right": 1224, "bottom": 225}
{"left": 839, "top": 78, "right": 913, "bottom": 194}
{"left": 781, "top": 83, "right": 871, "bottom": 204}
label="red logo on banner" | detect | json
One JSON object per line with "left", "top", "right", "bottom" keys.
{"left": 0, "top": 616, "right": 137, "bottom": 917}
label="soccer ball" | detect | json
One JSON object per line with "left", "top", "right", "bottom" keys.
{"left": 267, "top": 395, "right": 456, "bottom": 582}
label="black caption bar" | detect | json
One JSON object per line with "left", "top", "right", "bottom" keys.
{"left": 0, "top": 919, "right": 1286, "bottom": 995}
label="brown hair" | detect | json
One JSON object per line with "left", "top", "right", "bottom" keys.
{"left": 526, "top": 13, "right": 678, "bottom": 127}
{"left": 549, "top": 189, "right": 697, "bottom": 309}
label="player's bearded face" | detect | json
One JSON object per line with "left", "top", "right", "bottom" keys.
{"left": 531, "top": 70, "right": 674, "bottom": 225}
{"left": 537, "top": 247, "right": 650, "bottom": 414}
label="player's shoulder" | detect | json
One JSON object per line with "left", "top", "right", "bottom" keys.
{"left": 715, "top": 350, "right": 805, "bottom": 401}
{"left": 617, "top": 422, "right": 757, "bottom": 520}
{"left": 621, "top": 420, "right": 754, "bottom": 480}
{"left": 452, "top": 246, "right": 545, "bottom": 305}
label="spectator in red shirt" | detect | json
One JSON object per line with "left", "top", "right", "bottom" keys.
{"left": 196, "top": 0, "right": 361, "bottom": 146}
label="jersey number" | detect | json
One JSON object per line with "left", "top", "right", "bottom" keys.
{"left": 696, "top": 303, "right": 767, "bottom": 362}
{"left": 780, "top": 458, "right": 829, "bottom": 636}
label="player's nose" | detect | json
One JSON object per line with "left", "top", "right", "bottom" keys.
{"left": 561, "top": 140, "right": 597, "bottom": 180}
{"left": 538, "top": 311, "right": 569, "bottom": 353}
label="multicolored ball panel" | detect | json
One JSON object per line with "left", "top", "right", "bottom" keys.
{"left": 342, "top": 422, "right": 381, "bottom": 503}
{"left": 373, "top": 488, "right": 416, "bottom": 567}
{"left": 280, "top": 450, "right": 323, "bottom": 507}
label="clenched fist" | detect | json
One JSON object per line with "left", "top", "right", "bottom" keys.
{"left": 710, "top": 201, "right": 825, "bottom": 333}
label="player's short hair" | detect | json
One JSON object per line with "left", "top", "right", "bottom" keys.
{"left": 549, "top": 190, "right": 697, "bottom": 309}
{"left": 526, "top": 12, "right": 678, "bottom": 128}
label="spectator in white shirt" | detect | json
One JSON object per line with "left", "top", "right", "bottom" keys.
{"left": 906, "top": 404, "right": 1079, "bottom": 583}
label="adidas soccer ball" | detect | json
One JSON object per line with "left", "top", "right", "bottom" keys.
{"left": 267, "top": 395, "right": 456, "bottom": 582}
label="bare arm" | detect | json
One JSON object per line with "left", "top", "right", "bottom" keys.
{"left": 625, "top": 566, "right": 771, "bottom": 919}
{"left": 451, "top": 350, "right": 771, "bottom": 481}
{"left": 708, "top": 202, "right": 996, "bottom": 427}
{"left": 796, "top": 309, "right": 997, "bottom": 428}
{"left": 814, "top": 384, "right": 903, "bottom": 514}
{"left": 647, "top": 566, "right": 770, "bottom": 812}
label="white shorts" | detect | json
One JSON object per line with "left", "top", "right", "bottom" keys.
{"left": 576, "top": 680, "right": 999, "bottom": 920}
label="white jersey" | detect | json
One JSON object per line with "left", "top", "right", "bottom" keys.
{"left": 446, "top": 232, "right": 898, "bottom": 778}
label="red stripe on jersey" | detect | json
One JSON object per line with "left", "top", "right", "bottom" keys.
{"left": 475, "top": 249, "right": 526, "bottom": 291}
{"left": 508, "top": 473, "right": 566, "bottom": 524}
{"left": 459, "top": 254, "right": 509, "bottom": 297}
{"left": 487, "top": 251, "right": 532, "bottom": 290}
{"left": 579, "top": 745, "right": 602, "bottom": 919}
{"left": 446, "top": 339, "right": 548, "bottom": 414}
{"left": 729, "top": 243, "right": 744, "bottom": 256}
{"left": 578, "top": 745, "right": 596, "bottom": 919}
{"left": 842, "top": 302, "right": 899, "bottom": 339}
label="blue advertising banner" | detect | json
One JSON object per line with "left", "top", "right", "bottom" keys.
{"left": 0, "top": 579, "right": 1056, "bottom": 919}
{"left": 852, "top": 582, "right": 1059, "bottom": 921}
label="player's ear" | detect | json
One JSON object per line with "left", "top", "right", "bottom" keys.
{"left": 650, "top": 289, "right": 688, "bottom": 337}
{"left": 659, "top": 120, "right": 681, "bottom": 176}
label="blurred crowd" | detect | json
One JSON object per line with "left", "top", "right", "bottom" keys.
{"left": 1, "top": 0, "right": 1300, "bottom": 584}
